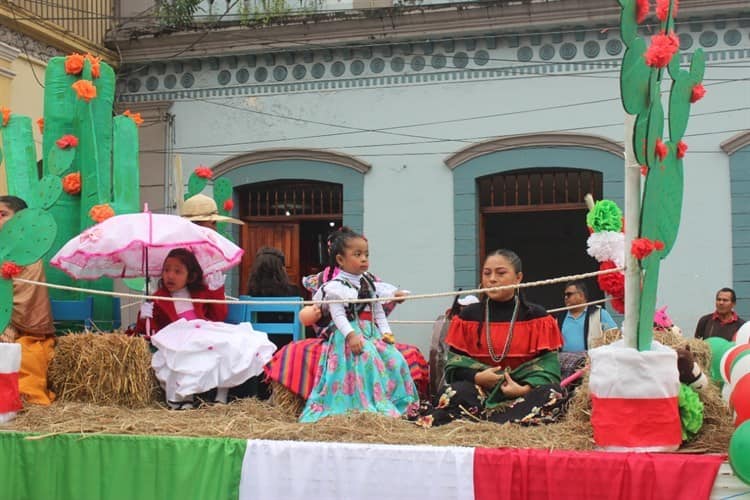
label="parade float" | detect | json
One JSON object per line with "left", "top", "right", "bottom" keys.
{"left": 0, "top": 0, "right": 749, "bottom": 498}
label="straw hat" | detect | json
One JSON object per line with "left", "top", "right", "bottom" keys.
{"left": 181, "top": 194, "right": 243, "bottom": 225}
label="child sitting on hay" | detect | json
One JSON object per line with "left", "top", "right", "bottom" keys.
{"left": 137, "top": 248, "right": 276, "bottom": 409}
{"left": 0, "top": 195, "right": 56, "bottom": 406}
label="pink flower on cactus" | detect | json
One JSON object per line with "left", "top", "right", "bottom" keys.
{"left": 644, "top": 31, "right": 679, "bottom": 68}
{"left": 223, "top": 199, "right": 234, "bottom": 211}
{"left": 656, "top": 0, "right": 678, "bottom": 21}
{"left": 1, "top": 262, "right": 22, "bottom": 280}
{"left": 676, "top": 141, "right": 688, "bottom": 159}
{"left": 636, "top": 0, "right": 650, "bottom": 23}
{"left": 655, "top": 139, "right": 668, "bottom": 161}
{"left": 194, "top": 167, "right": 212, "bottom": 179}
{"left": 631, "top": 238, "right": 663, "bottom": 259}
{"left": 690, "top": 83, "right": 706, "bottom": 103}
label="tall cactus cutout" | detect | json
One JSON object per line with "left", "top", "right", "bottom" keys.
{"left": 0, "top": 209, "right": 57, "bottom": 332}
{"left": 0, "top": 53, "right": 141, "bottom": 324}
{"left": 618, "top": 0, "right": 705, "bottom": 350}
{"left": 184, "top": 168, "right": 237, "bottom": 240}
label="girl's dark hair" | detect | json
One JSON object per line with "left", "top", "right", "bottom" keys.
{"left": 0, "top": 195, "right": 28, "bottom": 213}
{"left": 160, "top": 248, "right": 204, "bottom": 292}
{"left": 476, "top": 249, "right": 524, "bottom": 343}
{"left": 484, "top": 249, "right": 522, "bottom": 273}
{"left": 247, "top": 247, "right": 296, "bottom": 296}
{"left": 325, "top": 226, "right": 364, "bottom": 281}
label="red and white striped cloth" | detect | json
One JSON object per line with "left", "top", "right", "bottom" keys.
{"left": 589, "top": 340, "right": 682, "bottom": 451}
{"left": 0, "top": 343, "right": 22, "bottom": 423}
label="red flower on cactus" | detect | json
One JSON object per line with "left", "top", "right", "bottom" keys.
{"left": 644, "top": 31, "right": 679, "bottom": 68}
{"left": 194, "top": 167, "right": 212, "bottom": 179}
{"left": 610, "top": 296, "right": 625, "bottom": 314}
{"left": 690, "top": 83, "right": 706, "bottom": 103}
{"left": 36, "top": 117, "right": 44, "bottom": 134}
{"left": 62, "top": 172, "right": 81, "bottom": 195}
{"left": 676, "top": 141, "right": 688, "bottom": 159}
{"left": 640, "top": 165, "right": 649, "bottom": 176}
{"left": 72, "top": 80, "right": 97, "bottom": 102}
{"left": 1, "top": 262, "right": 22, "bottom": 280}
{"left": 56, "top": 134, "right": 79, "bottom": 149}
{"left": 636, "top": 0, "right": 650, "bottom": 23}
{"left": 85, "top": 53, "right": 102, "bottom": 78}
{"left": 89, "top": 203, "right": 115, "bottom": 223}
{"left": 1, "top": 107, "right": 9, "bottom": 127}
{"left": 655, "top": 139, "right": 668, "bottom": 161}
{"left": 122, "top": 109, "right": 144, "bottom": 126}
{"left": 223, "top": 199, "right": 234, "bottom": 211}
{"left": 598, "top": 261, "right": 624, "bottom": 298}
{"left": 65, "top": 53, "right": 85, "bottom": 75}
{"left": 656, "top": 0, "right": 678, "bottom": 21}
{"left": 631, "top": 238, "right": 658, "bottom": 259}
{"left": 654, "top": 240, "right": 665, "bottom": 251}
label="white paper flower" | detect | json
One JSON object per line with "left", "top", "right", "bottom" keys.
{"left": 587, "top": 231, "right": 625, "bottom": 268}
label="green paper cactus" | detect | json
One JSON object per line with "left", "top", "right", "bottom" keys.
{"left": 0, "top": 209, "right": 57, "bottom": 332}
{"left": 618, "top": 0, "right": 705, "bottom": 350}
{"left": 0, "top": 54, "right": 141, "bottom": 326}
{"left": 184, "top": 169, "right": 237, "bottom": 240}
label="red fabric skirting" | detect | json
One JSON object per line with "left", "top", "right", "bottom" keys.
{"left": 590, "top": 395, "right": 682, "bottom": 448}
{"left": 473, "top": 447, "right": 724, "bottom": 500}
{"left": 264, "top": 338, "right": 429, "bottom": 399}
{"left": 0, "top": 372, "right": 22, "bottom": 413}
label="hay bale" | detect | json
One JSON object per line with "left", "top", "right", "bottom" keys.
{"left": 49, "top": 333, "right": 160, "bottom": 408}
{"left": 269, "top": 381, "right": 305, "bottom": 418}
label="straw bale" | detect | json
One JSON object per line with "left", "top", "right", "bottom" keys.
{"left": 49, "top": 333, "right": 160, "bottom": 408}
{"left": 268, "top": 382, "right": 304, "bottom": 418}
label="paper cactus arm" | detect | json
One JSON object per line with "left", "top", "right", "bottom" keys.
{"left": 0, "top": 279, "right": 12, "bottom": 334}
{"left": 35, "top": 176, "right": 64, "bottom": 210}
{"left": 185, "top": 170, "right": 209, "bottom": 200}
{"left": 214, "top": 178, "right": 233, "bottom": 215}
{"left": 1, "top": 115, "right": 39, "bottom": 204}
{"left": 112, "top": 115, "right": 140, "bottom": 215}
{"left": 0, "top": 209, "right": 58, "bottom": 266}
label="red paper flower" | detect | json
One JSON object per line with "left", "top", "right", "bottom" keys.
{"left": 656, "top": 0, "right": 678, "bottom": 21}
{"left": 65, "top": 53, "right": 85, "bottom": 75}
{"left": 654, "top": 240, "right": 665, "bottom": 251}
{"left": 636, "top": 0, "right": 650, "bottom": 23}
{"left": 63, "top": 172, "right": 81, "bottom": 195}
{"left": 194, "top": 167, "right": 212, "bottom": 179}
{"left": 644, "top": 31, "right": 679, "bottom": 68}
{"left": 640, "top": 165, "right": 649, "bottom": 176}
{"left": 56, "top": 134, "right": 79, "bottom": 149}
{"left": 72, "top": 80, "right": 97, "bottom": 102}
{"left": 223, "top": 199, "right": 234, "bottom": 211}
{"left": 598, "top": 261, "right": 624, "bottom": 298}
{"left": 655, "top": 139, "right": 669, "bottom": 161}
{"left": 1, "top": 261, "right": 22, "bottom": 280}
{"left": 1, "top": 106, "right": 9, "bottom": 127}
{"left": 123, "top": 109, "right": 144, "bottom": 126}
{"left": 631, "top": 238, "right": 657, "bottom": 259}
{"left": 610, "top": 296, "right": 625, "bottom": 314}
{"left": 89, "top": 203, "right": 115, "bottom": 223}
{"left": 676, "top": 141, "right": 688, "bottom": 159}
{"left": 85, "top": 53, "right": 102, "bottom": 79}
{"left": 690, "top": 83, "right": 706, "bottom": 103}
{"left": 37, "top": 117, "right": 44, "bottom": 134}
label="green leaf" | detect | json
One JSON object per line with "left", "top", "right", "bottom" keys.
{"left": 619, "top": 0, "right": 638, "bottom": 45}
{"left": 0, "top": 279, "right": 12, "bottom": 334}
{"left": 668, "top": 72, "right": 693, "bottom": 141}
{"left": 214, "top": 178, "right": 233, "bottom": 215}
{"left": 620, "top": 38, "right": 651, "bottom": 115}
{"left": 640, "top": 146, "right": 683, "bottom": 256}
{"left": 0, "top": 209, "right": 57, "bottom": 265}
{"left": 35, "top": 175, "right": 63, "bottom": 210}
{"left": 645, "top": 96, "right": 665, "bottom": 167}
{"left": 689, "top": 49, "right": 706, "bottom": 81}
{"left": 47, "top": 145, "right": 76, "bottom": 176}
{"left": 186, "top": 173, "right": 208, "bottom": 200}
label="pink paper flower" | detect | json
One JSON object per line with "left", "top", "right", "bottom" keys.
{"left": 636, "top": 0, "right": 650, "bottom": 23}
{"left": 656, "top": 0, "right": 678, "bottom": 21}
{"left": 644, "top": 32, "right": 679, "bottom": 68}
{"left": 194, "top": 167, "right": 212, "bottom": 179}
{"left": 655, "top": 139, "right": 668, "bottom": 161}
{"left": 56, "top": 134, "right": 79, "bottom": 149}
{"left": 676, "top": 141, "right": 688, "bottom": 159}
{"left": 690, "top": 83, "right": 706, "bottom": 103}
{"left": 223, "top": 199, "right": 234, "bottom": 211}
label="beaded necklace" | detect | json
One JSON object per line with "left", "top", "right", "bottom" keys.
{"left": 485, "top": 293, "right": 520, "bottom": 364}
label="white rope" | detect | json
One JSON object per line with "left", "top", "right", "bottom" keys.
{"left": 13, "top": 266, "right": 624, "bottom": 307}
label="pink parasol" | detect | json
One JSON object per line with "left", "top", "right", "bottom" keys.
{"left": 50, "top": 210, "right": 244, "bottom": 281}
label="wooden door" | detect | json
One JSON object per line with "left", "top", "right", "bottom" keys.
{"left": 240, "top": 222, "right": 300, "bottom": 294}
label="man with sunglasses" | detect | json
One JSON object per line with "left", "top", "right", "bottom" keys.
{"left": 556, "top": 280, "right": 617, "bottom": 352}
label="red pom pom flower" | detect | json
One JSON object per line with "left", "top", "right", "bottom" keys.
{"left": 62, "top": 172, "right": 82, "bottom": 195}
{"left": 194, "top": 167, "right": 212, "bottom": 179}
{"left": 1, "top": 261, "right": 22, "bottom": 280}
{"left": 655, "top": 139, "right": 668, "bottom": 161}
{"left": 598, "top": 261, "right": 625, "bottom": 298}
{"left": 644, "top": 32, "right": 679, "bottom": 68}
{"left": 656, "top": 0, "right": 678, "bottom": 21}
{"left": 223, "top": 199, "right": 234, "bottom": 211}
{"left": 56, "top": 134, "right": 79, "bottom": 149}
{"left": 636, "top": 0, "right": 650, "bottom": 23}
{"left": 640, "top": 165, "right": 649, "bottom": 176}
{"left": 676, "top": 141, "right": 688, "bottom": 159}
{"left": 690, "top": 83, "right": 706, "bottom": 103}
{"left": 1, "top": 107, "right": 10, "bottom": 127}
{"left": 631, "top": 238, "right": 665, "bottom": 260}
{"left": 89, "top": 203, "right": 115, "bottom": 223}
{"left": 610, "top": 296, "right": 625, "bottom": 314}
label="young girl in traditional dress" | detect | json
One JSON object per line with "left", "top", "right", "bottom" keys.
{"left": 299, "top": 227, "right": 418, "bottom": 422}
{"left": 137, "top": 248, "right": 276, "bottom": 409}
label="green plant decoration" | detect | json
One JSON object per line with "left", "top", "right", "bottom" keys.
{"left": 0, "top": 209, "right": 57, "bottom": 332}
{"left": 0, "top": 54, "right": 141, "bottom": 325}
{"left": 618, "top": 0, "right": 705, "bottom": 350}
{"left": 184, "top": 169, "right": 237, "bottom": 241}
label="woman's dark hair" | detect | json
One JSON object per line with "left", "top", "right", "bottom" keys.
{"left": 0, "top": 195, "right": 28, "bottom": 213}
{"left": 325, "top": 226, "right": 365, "bottom": 282}
{"left": 247, "top": 247, "right": 296, "bottom": 296}
{"left": 476, "top": 249, "right": 524, "bottom": 343}
{"left": 160, "top": 248, "right": 204, "bottom": 292}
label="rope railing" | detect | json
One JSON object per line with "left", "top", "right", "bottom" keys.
{"left": 14, "top": 266, "right": 623, "bottom": 307}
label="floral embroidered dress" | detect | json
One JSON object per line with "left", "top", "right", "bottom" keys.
{"left": 299, "top": 271, "right": 418, "bottom": 423}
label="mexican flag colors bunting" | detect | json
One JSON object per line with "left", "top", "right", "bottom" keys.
{"left": 0, "top": 434, "right": 725, "bottom": 499}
